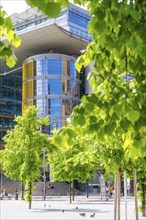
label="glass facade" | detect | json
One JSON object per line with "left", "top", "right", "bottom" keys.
{"left": 12, "top": 4, "right": 91, "bottom": 41}
{"left": 0, "top": 73, "right": 22, "bottom": 148}
{"left": 15, "top": 8, "right": 68, "bottom": 34}
{"left": 68, "top": 7, "right": 92, "bottom": 41}
{"left": 23, "top": 54, "right": 80, "bottom": 134}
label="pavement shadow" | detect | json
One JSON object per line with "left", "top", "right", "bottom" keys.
{"left": 31, "top": 207, "right": 111, "bottom": 214}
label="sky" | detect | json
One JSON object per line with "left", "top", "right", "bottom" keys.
{"left": 0, "top": 0, "right": 29, "bottom": 15}
{"left": 0, "top": 0, "right": 86, "bottom": 16}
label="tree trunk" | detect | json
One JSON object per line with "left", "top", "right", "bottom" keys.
{"left": 142, "top": 179, "right": 146, "bottom": 217}
{"left": 117, "top": 170, "right": 121, "bottom": 220}
{"left": 134, "top": 168, "right": 139, "bottom": 220}
{"left": 73, "top": 180, "right": 75, "bottom": 201}
{"left": 108, "top": 173, "right": 110, "bottom": 199}
{"left": 69, "top": 181, "right": 72, "bottom": 203}
{"left": 114, "top": 172, "right": 117, "bottom": 220}
{"left": 21, "top": 181, "right": 25, "bottom": 200}
{"left": 28, "top": 182, "right": 32, "bottom": 209}
{"left": 86, "top": 180, "right": 89, "bottom": 198}
{"left": 124, "top": 171, "right": 127, "bottom": 220}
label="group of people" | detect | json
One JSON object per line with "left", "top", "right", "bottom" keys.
{"left": 48, "top": 183, "right": 54, "bottom": 190}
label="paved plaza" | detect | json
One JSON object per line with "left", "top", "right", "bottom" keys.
{"left": 0, "top": 195, "right": 146, "bottom": 220}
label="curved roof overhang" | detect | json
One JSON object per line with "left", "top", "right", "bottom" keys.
{"left": 0, "top": 23, "right": 90, "bottom": 74}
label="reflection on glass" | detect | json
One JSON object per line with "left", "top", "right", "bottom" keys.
{"left": 23, "top": 54, "right": 80, "bottom": 135}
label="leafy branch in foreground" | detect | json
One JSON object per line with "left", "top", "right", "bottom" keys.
{"left": 0, "top": 6, "right": 21, "bottom": 68}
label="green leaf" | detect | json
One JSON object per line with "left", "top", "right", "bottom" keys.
{"left": 85, "top": 123, "right": 99, "bottom": 134}
{"left": 89, "top": 116, "right": 97, "bottom": 124}
{"left": 12, "top": 35, "right": 22, "bottom": 48}
{"left": 120, "top": 120, "right": 131, "bottom": 131}
{"left": 46, "top": 2, "right": 61, "bottom": 18}
{"left": 0, "top": 10, "right": 6, "bottom": 18}
{"left": 0, "top": 46, "right": 12, "bottom": 57}
{"left": 72, "top": 114, "right": 86, "bottom": 127}
{"left": 0, "top": 41, "right": 4, "bottom": 50}
{"left": 85, "top": 103, "right": 94, "bottom": 112}
{"left": 0, "top": 16, "right": 4, "bottom": 26}
{"left": 26, "top": 0, "right": 61, "bottom": 18}
{"left": 96, "top": 128, "right": 106, "bottom": 143}
{"left": 5, "top": 16, "right": 13, "bottom": 29}
{"left": 127, "top": 110, "right": 140, "bottom": 124}
{"left": 86, "top": 93, "right": 98, "bottom": 104}
{"left": 104, "top": 123, "right": 115, "bottom": 135}
{"left": 133, "top": 139, "right": 143, "bottom": 149}
{"left": 112, "top": 103, "right": 124, "bottom": 117}
{"left": 76, "top": 56, "right": 85, "bottom": 72}
{"left": 6, "top": 54, "right": 17, "bottom": 68}
{"left": 94, "top": 20, "right": 106, "bottom": 33}
{"left": 6, "top": 30, "right": 15, "bottom": 42}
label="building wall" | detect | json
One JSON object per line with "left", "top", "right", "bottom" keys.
{"left": 22, "top": 54, "right": 80, "bottom": 134}
{"left": 13, "top": 4, "right": 91, "bottom": 41}
{"left": 0, "top": 73, "right": 22, "bottom": 149}
{"left": 68, "top": 5, "right": 92, "bottom": 41}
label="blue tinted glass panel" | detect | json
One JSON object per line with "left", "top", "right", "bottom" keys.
{"left": 49, "top": 99, "right": 62, "bottom": 115}
{"left": 36, "top": 59, "right": 62, "bottom": 75}
{"left": 47, "top": 60, "right": 62, "bottom": 75}
{"left": 36, "top": 60, "right": 47, "bottom": 75}
{"left": 68, "top": 11, "right": 89, "bottom": 29}
{"left": 36, "top": 79, "right": 47, "bottom": 96}
{"left": 69, "top": 62, "right": 77, "bottom": 97}
{"left": 37, "top": 99, "right": 46, "bottom": 115}
{"left": 70, "top": 61, "right": 76, "bottom": 78}
{"left": 48, "top": 79, "right": 62, "bottom": 94}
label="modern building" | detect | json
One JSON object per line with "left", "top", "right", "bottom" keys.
{"left": 0, "top": 72, "right": 22, "bottom": 148}
{"left": 0, "top": 4, "right": 91, "bottom": 148}
{"left": 23, "top": 53, "right": 80, "bottom": 133}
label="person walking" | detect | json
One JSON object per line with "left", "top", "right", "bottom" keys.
{"left": 110, "top": 186, "right": 113, "bottom": 197}
{"left": 1, "top": 186, "right": 6, "bottom": 197}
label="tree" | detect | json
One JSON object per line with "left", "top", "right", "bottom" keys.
{"left": 1, "top": 106, "right": 53, "bottom": 209}
{"left": 48, "top": 127, "right": 95, "bottom": 202}
{"left": 75, "top": 0, "right": 146, "bottom": 158}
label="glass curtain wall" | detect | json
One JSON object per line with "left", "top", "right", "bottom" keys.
{"left": 68, "top": 6, "right": 92, "bottom": 40}
{"left": 23, "top": 54, "right": 80, "bottom": 134}
{"left": 0, "top": 73, "right": 22, "bottom": 149}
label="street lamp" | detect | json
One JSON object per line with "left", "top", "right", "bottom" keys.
{"left": 0, "top": 166, "right": 2, "bottom": 195}
{"left": 43, "top": 147, "right": 46, "bottom": 201}
{"left": 40, "top": 124, "right": 46, "bottom": 201}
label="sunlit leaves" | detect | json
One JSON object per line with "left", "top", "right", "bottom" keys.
{"left": 26, "top": 0, "right": 70, "bottom": 18}
{"left": 74, "top": 0, "right": 146, "bottom": 159}
{"left": 6, "top": 53, "right": 17, "bottom": 67}
{"left": 76, "top": 49, "right": 91, "bottom": 72}
{"left": 0, "top": 6, "right": 21, "bottom": 67}
{"left": 12, "top": 34, "right": 22, "bottom": 48}
{"left": 49, "top": 133, "right": 95, "bottom": 183}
